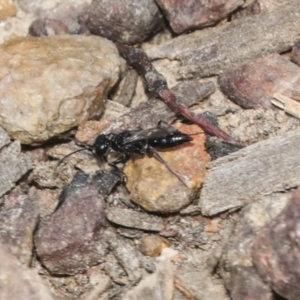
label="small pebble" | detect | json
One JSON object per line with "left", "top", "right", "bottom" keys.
{"left": 138, "top": 235, "right": 170, "bottom": 257}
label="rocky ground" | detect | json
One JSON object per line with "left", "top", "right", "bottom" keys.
{"left": 0, "top": 0, "right": 300, "bottom": 299}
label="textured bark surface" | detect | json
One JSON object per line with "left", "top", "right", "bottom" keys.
{"left": 147, "top": 1, "right": 300, "bottom": 78}
{"left": 199, "top": 128, "right": 300, "bottom": 216}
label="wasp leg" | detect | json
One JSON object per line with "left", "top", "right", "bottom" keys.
{"left": 157, "top": 120, "right": 177, "bottom": 132}
{"left": 148, "top": 146, "right": 188, "bottom": 187}
{"left": 109, "top": 153, "right": 132, "bottom": 182}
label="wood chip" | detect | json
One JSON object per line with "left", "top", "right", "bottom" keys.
{"left": 199, "top": 129, "right": 300, "bottom": 216}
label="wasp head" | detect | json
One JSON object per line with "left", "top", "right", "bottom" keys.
{"left": 93, "top": 134, "right": 111, "bottom": 157}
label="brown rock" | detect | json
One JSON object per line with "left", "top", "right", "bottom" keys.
{"left": 0, "top": 243, "right": 54, "bottom": 300}
{"left": 88, "top": 0, "right": 164, "bottom": 44}
{"left": 0, "top": 35, "right": 122, "bottom": 144}
{"left": 252, "top": 187, "right": 300, "bottom": 300}
{"left": 155, "top": 0, "right": 243, "bottom": 34}
{"left": 124, "top": 123, "right": 210, "bottom": 213}
{"left": 139, "top": 235, "right": 170, "bottom": 257}
{"left": 35, "top": 183, "right": 108, "bottom": 275}
{"left": 218, "top": 54, "right": 300, "bottom": 109}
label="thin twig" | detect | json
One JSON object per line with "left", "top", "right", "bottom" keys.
{"left": 115, "top": 42, "right": 240, "bottom": 144}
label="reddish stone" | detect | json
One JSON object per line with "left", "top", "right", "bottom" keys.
{"left": 155, "top": 0, "right": 243, "bottom": 34}
{"left": 252, "top": 187, "right": 300, "bottom": 300}
{"left": 35, "top": 182, "right": 107, "bottom": 275}
{"left": 219, "top": 53, "right": 300, "bottom": 109}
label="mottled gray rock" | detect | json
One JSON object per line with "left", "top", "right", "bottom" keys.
{"left": 219, "top": 192, "right": 290, "bottom": 300}
{"left": 0, "top": 243, "right": 54, "bottom": 300}
{"left": 0, "top": 35, "right": 122, "bottom": 144}
{"left": 175, "top": 263, "right": 229, "bottom": 300}
{"left": 0, "top": 194, "right": 39, "bottom": 266}
{"left": 156, "top": 0, "right": 243, "bottom": 34}
{"left": 0, "top": 140, "right": 32, "bottom": 198}
{"left": 106, "top": 207, "right": 164, "bottom": 231}
{"left": 104, "top": 229, "right": 142, "bottom": 282}
{"left": 123, "top": 259, "right": 174, "bottom": 300}
{"left": 88, "top": 0, "right": 164, "bottom": 44}
{"left": 35, "top": 184, "right": 108, "bottom": 275}
{"left": 146, "top": 2, "right": 300, "bottom": 78}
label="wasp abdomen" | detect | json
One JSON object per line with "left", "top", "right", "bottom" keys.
{"left": 149, "top": 133, "right": 192, "bottom": 148}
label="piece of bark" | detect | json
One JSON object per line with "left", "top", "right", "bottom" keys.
{"left": 146, "top": 1, "right": 300, "bottom": 78}
{"left": 199, "top": 128, "right": 300, "bottom": 216}
{"left": 106, "top": 207, "right": 165, "bottom": 231}
{"left": 104, "top": 229, "right": 142, "bottom": 282}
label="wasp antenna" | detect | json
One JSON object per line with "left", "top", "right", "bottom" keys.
{"left": 52, "top": 147, "right": 90, "bottom": 177}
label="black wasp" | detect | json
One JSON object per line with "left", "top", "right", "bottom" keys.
{"left": 56, "top": 121, "right": 194, "bottom": 184}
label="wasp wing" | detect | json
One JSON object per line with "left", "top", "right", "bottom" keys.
{"left": 122, "top": 128, "right": 155, "bottom": 145}
{"left": 123, "top": 125, "right": 179, "bottom": 145}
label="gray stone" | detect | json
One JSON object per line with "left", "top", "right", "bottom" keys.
{"left": 0, "top": 140, "right": 32, "bottom": 198}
